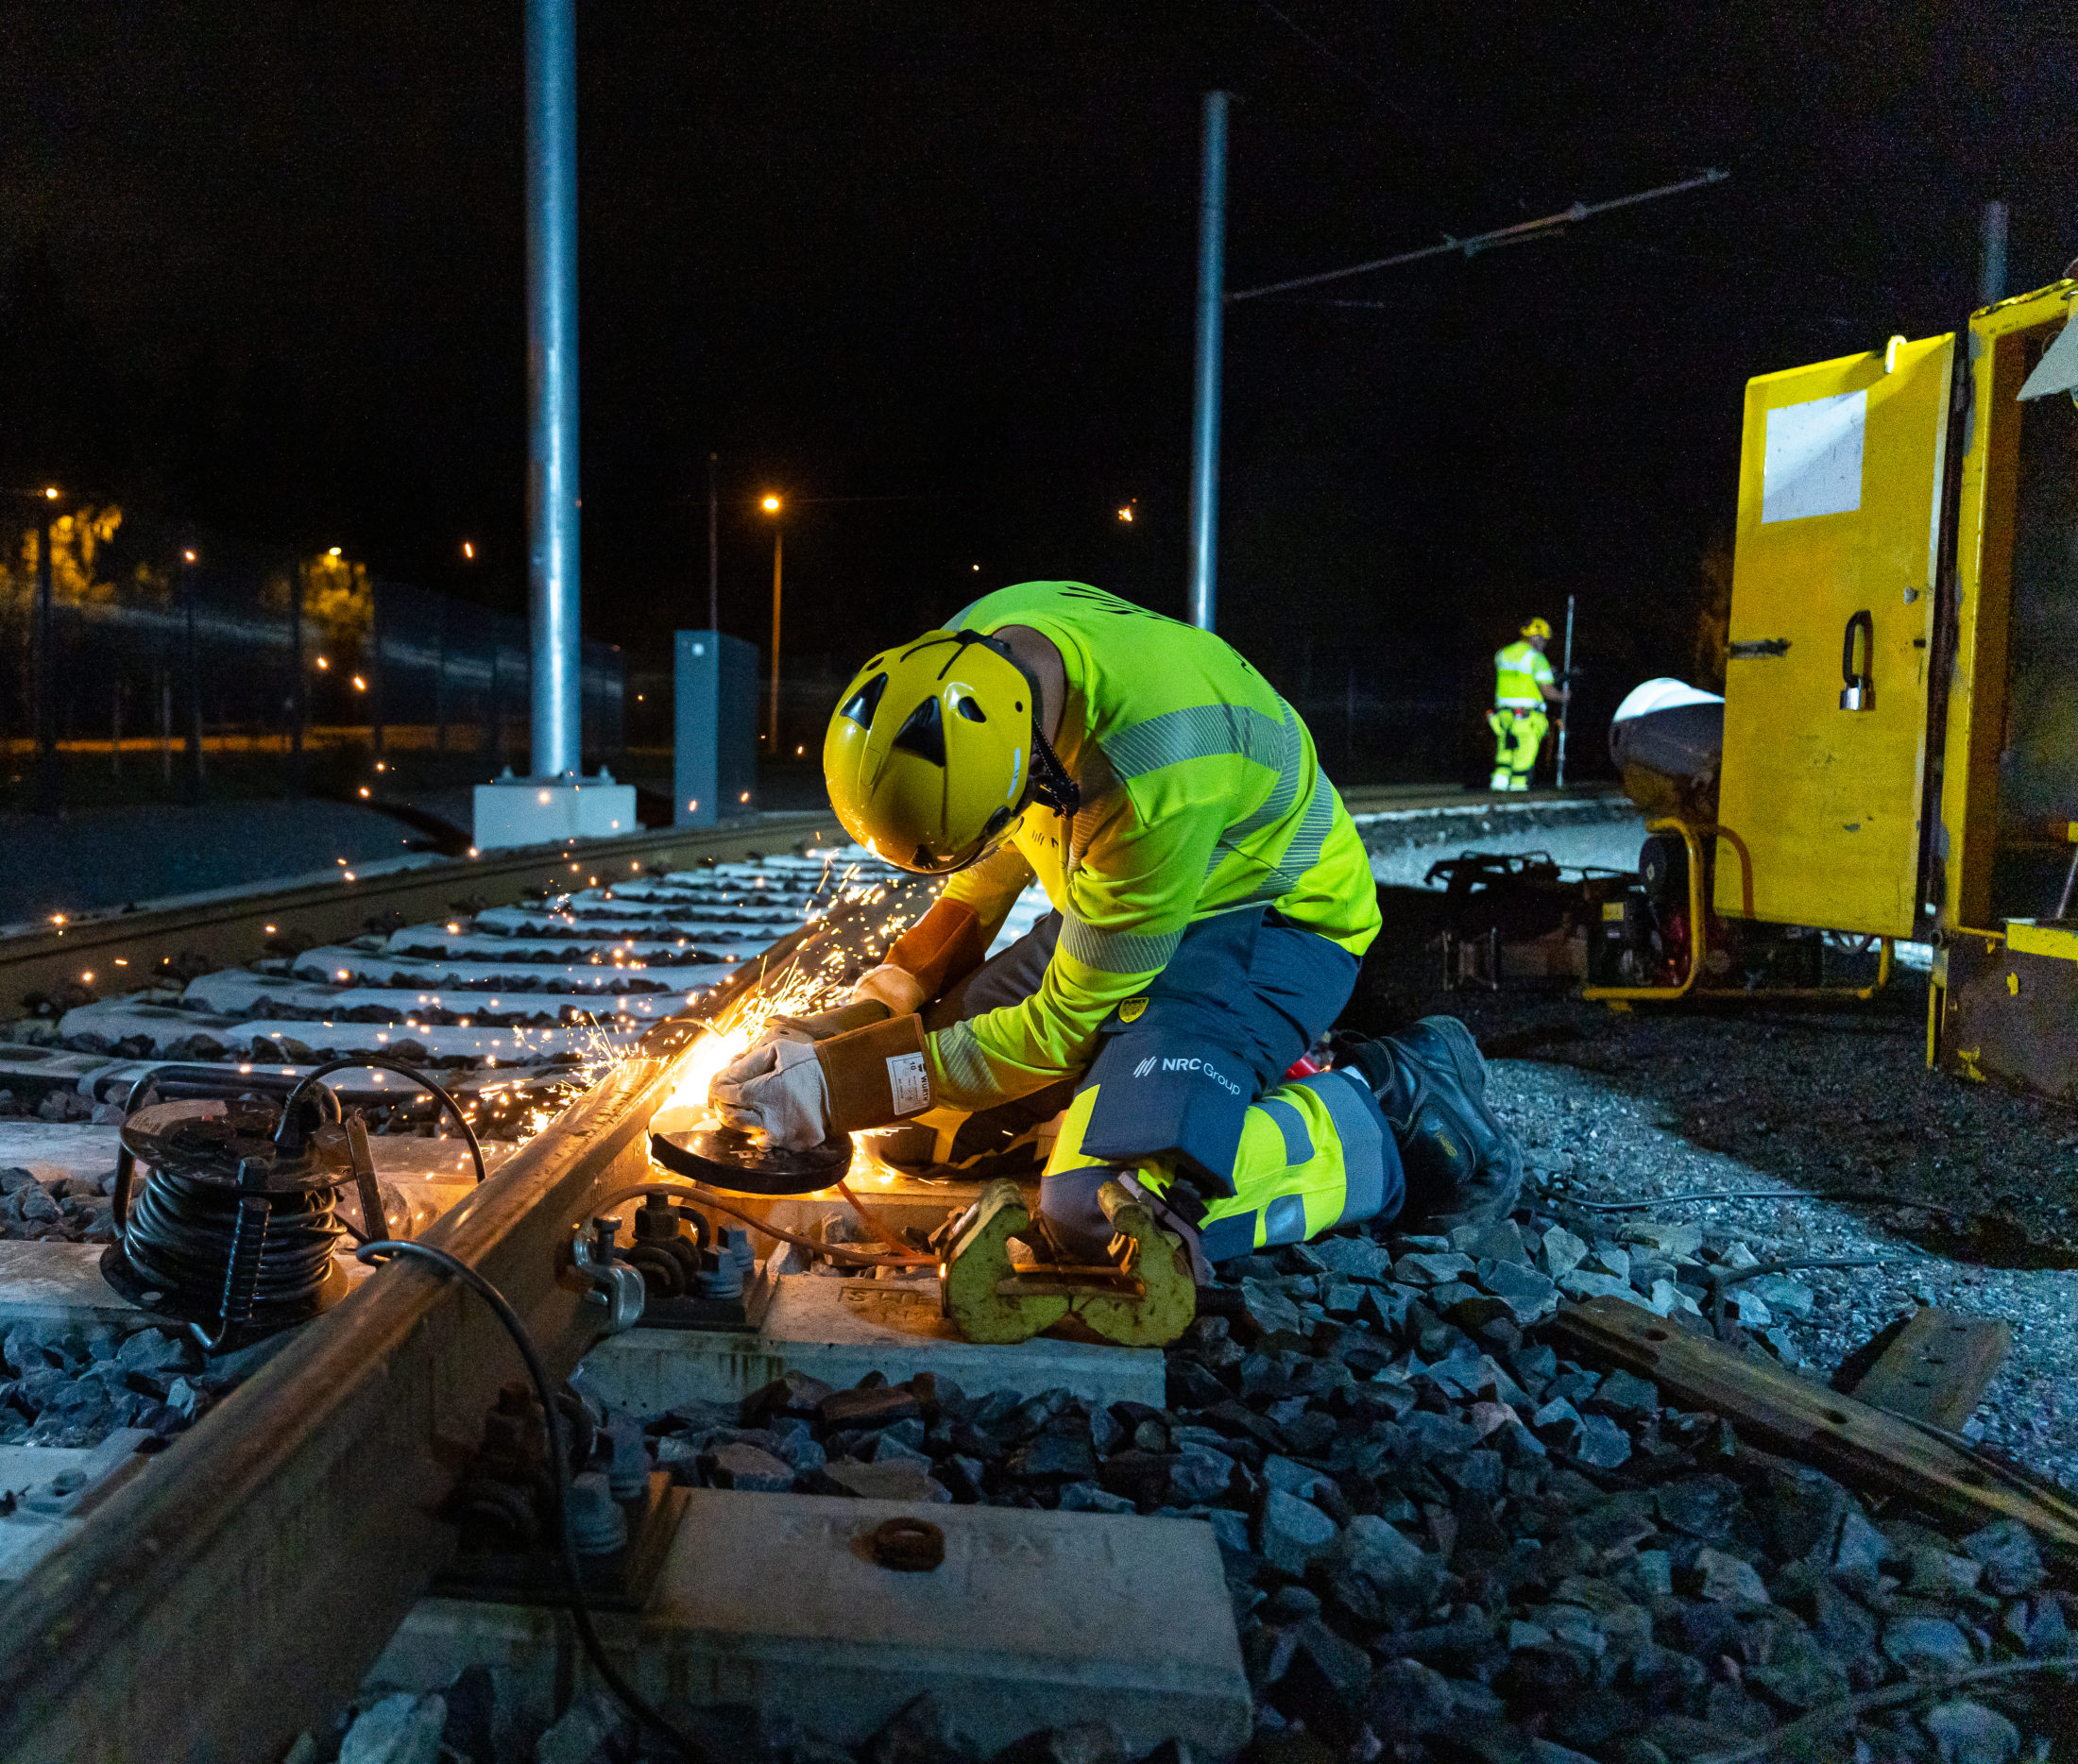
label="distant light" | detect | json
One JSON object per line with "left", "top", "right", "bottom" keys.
{"left": 1117, "top": 505, "right": 1133, "bottom": 522}
{"left": 43, "top": 486, "right": 59, "bottom": 500}
{"left": 344, "top": 872, "right": 355, "bottom": 881}
{"left": 740, "top": 791, "right": 750, "bottom": 802}
{"left": 50, "top": 913, "right": 64, "bottom": 924}
{"left": 358, "top": 787, "right": 370, "bottom": 798}
{"left": 537, "top": 789, "right": 552, "bottom": 804}
{"left": 182, "top": 549, "right": 196, "bottom": 563}
{"left": 688, "top": 799, "right": 697, "bottom": 811}
{"left": 796, "top": 744, "right": 805, "bottom": 755}
{"left": 972, "top": 564, "right": 980, "bottom": 571}
{"left": 351, "top": 675, "right": 366, "bottom": 690}
{"left": 461, "top": 540, "right": 475, "bottom": 559}
{"left": 315, "top": 655, "right": 329, "bottom": 670}
{"left": 374, "top": 760, "right": 385, "bottom": 771}
{"left": 760, "top": 494, "right": 781, "bottom": 513}
{"left": 328, "top": 546, "right": 342, "bottom": 557}
{"left": 81, "top": 972, "right": 93, "bottom": 983}
{"left": 114, "top": 958, "right": 128, "bottom": 966}
{"left": 636, "top": 693, "right": 643, "bottom": 702}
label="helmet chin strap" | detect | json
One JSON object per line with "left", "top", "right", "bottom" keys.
{"left": 1029, "top": 722, "right": 1080, "bottom": 819}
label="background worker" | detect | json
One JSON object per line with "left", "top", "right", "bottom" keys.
{"left": 1489, "top": 617, "right": 1570, "bottom": 791}
{"left": 712, "top": 582, "right": 1524, "bottom": 1266}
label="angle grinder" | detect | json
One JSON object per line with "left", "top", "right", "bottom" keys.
{"left": 648, "top": 997, "right": 887, "bottom": 1195}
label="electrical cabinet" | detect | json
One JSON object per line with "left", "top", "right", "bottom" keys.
{"left": 673, "top": 630, "right": 758, "bottom": 828}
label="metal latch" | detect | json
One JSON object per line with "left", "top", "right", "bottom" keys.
{"left": 571, "top": 1216, "right": 645, "bottom": 1334}
{"left": 1840, "top": 609, "right": 1875, "bottom": 711}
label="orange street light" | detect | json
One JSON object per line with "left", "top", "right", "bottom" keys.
{"left": 762, "top": 495, "right": 784, "bottom": 748}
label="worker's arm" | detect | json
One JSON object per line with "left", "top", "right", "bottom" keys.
{"left": 926, "top": 790, "right": 1220, "bottom": 1110}
{"left": 810, "top": 791, "right": 1221, "bottom": 1131}
{"left": 849, "top": 841, "right": 1035, "bottom": 1016}
{"left": 1534, "top": 651, "right": 1568, "bottom": 705}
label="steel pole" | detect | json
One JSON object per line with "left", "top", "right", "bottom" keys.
{"left": 1556, "top": 593, "right": 1576, "bottom": 789}
{"left": 182, "top": 557, "right": 203, "bottom": 802}
{"left": 768, "top": 525, "right": 783, "bottom": 752}
{"left": 1979, "top": 200, "right": 2009, "bottom": 307}
{"left": 1186, "top": 91, "right": 1230, "bottom": 633}
{"left": 707, "top": 452, "right": 720, "bottom": 633}
{"left": 525, "top": 0, "right": 582, "bottom": 779}
{"left": 288, "top": 559, "right": 305, "bottom": 794}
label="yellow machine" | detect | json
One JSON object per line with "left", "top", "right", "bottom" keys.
{"left": 1689, "top": 280, "right": 2078, "bottom": 1101}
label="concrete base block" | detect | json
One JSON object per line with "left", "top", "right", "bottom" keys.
{"left": 0, "top": 1242, "right": 143, "bottom": 1328}
{"left": 580, "top": 1272, "right": 1167, "bottom": 1415}
{"left": 473, "top": 779, "right": 639, "bottom": 852}
{"left": 369, "top": 1489, "right": 1251, "bottom": 1755}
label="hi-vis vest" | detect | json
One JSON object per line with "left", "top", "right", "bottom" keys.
{"left": 924, "top": 582, "right": 1381, "bottom": 1110}
{"left": 1494, "top": 640, "right": 1553, "bottom": 710}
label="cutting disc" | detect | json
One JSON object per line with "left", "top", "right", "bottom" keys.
{"left": 648, "top": 1126, "right": 852, "bottom": 1196}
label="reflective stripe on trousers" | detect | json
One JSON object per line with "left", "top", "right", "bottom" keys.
{"left": 1040, "top": 1065, "right": 1402, "bottom": 1264}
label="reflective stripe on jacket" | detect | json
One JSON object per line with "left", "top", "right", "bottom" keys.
{"left": 1494, "top": 639, "right": 1553, "bottom": 708}
{"left": 925, "top": 582, "right": 1381, "bottom": 1110}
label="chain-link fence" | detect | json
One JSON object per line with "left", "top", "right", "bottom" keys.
{"left": 0, "top": 500, "right": 623, "bottom": 806}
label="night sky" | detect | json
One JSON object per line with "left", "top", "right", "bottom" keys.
{"left": 5, "top": 2, "right": 2075, "bottom": 772}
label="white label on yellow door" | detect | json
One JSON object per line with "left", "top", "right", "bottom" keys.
{"left": 1763, "top": 389, "right": 1866, "bottom": 522}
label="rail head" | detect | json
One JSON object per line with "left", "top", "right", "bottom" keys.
{"left": 0, "top": 1052, "right": 683, "bottom": 1764}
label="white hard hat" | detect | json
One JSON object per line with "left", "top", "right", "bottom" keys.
{"left": 1611, "top": 677, "right": 1724, "bottom": 723}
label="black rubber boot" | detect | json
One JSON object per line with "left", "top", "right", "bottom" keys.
{"left": 1340, "top": 1016, "right": 1523, "bottom": 1234}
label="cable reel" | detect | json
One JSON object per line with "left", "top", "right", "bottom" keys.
{"left": 100, "top": 1056, "right": 487, "bottom": 1353}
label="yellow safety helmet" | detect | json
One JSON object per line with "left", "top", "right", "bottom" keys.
{"left": 1521, "top": 617, "right": 1553, "bottom": 640}
{"left": 824, "top": 630, "right": 1035, "bottom": 874}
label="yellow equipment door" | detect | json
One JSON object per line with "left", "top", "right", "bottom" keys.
{"left": 1715, "top": 333, "right": 1952, "bottom": 936}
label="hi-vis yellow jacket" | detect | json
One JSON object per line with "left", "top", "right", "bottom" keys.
{"left": 1493, "top": 639, "right": 1554, "bottom": 710}
{"left": 923, "top": 583, "right": 1379, "bottom": 1109}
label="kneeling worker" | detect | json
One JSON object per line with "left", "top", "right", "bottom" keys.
{"left": 1489, "top": 617, "right": 1568, "bottom": 791}
{"left": 713, "top": 581, "right": 1522, "bottom": 1268}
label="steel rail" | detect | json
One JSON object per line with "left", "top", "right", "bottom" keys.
{"left": 0, "top": 811, "right": 832, "bottom": 1015}
{"left": 0, "top": 896, "right": 882, "bottom": 1764}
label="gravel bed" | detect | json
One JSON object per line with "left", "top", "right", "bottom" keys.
{"left": 301, "top": 1185, "right": 2078, "bottom": 1764}
{"left": 1, "top": 1317, "right": 217, "bottom": 1450}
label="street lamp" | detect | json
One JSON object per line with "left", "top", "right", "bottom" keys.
{"left": 761, "top": 494, "right": 783, "bottom": 750}
{"left": 32, "top": 487, "right": 60, "bottom": 815}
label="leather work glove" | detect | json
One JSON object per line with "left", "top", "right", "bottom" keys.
{"left": 850, "top": 963, "right": 928, "bottom": 1017}
{"left": 709, "top": 1037, "right": 831, "bottom": 1149}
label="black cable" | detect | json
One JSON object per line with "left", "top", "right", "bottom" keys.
{"left": 119, "top": 1062, "right": 348, "bottom": 1117}
{"left": 355, "top": 1240, "right": 708, "bottom": 1762}
{"left": 125, "top": 1166, "right": 343, "bottom": 1331}
{"left": 281, "top": 1057, "right": 487, "bottom": 1184}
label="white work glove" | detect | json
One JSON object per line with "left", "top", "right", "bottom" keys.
{"left": 742, "top": 1017, "right": 813, "bottom": 1058}
{"left": 710, "top": 1036, "right": 830, "bottom": 1149}
{"left": 850, "top": 963, "right": 928, "bottom": 1017}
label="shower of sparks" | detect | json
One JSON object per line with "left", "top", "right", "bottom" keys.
{"left": 492, "top": 847, "right": 924, "bottom": 1147}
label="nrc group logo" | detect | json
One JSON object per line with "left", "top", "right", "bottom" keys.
{"left": 1131, "top": 1052, "right": 1243, "bottom": 1096}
